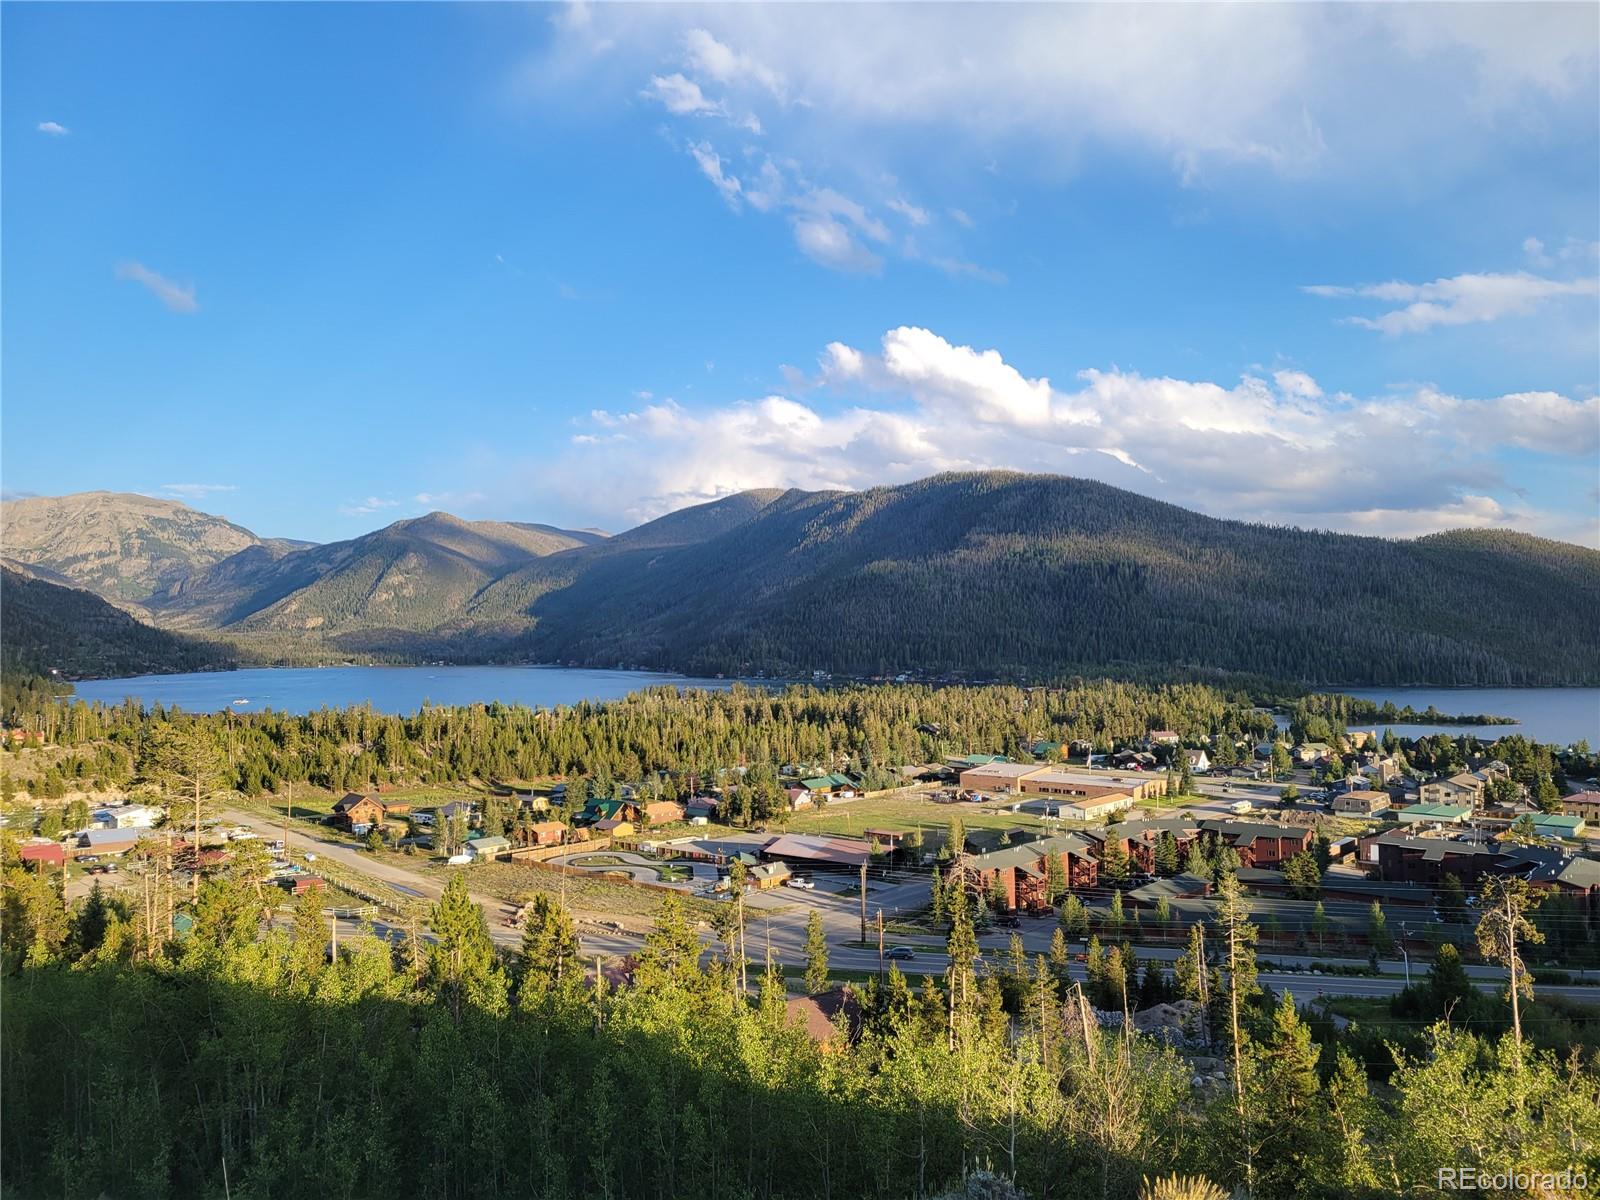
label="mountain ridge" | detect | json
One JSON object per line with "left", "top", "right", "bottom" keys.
{"left": 4, "top": 474, "right": 1596, "bottom": 685}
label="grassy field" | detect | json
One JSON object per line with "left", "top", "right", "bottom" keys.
{"left": 781, "top": 792, "right": 1082, "bottom": 853}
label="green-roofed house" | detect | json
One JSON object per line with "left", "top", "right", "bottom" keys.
{"left": 1527, "top": 813, "right": 1586, "bottom": 838}
{"left": 789, "top": 774, "right": 860, "bottom": 809}
{"left": 950, "top": 754, "right": 1011, "bottom": 769}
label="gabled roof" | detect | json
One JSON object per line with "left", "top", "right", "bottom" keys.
{"left": 963, "top": 833, "right": 1096, "bottom": 872}
{"left": 466, "top": 836, "right": 511, "bottom": 852}
{"left": 334, "top": 792, "right": 380, "bottom": 813}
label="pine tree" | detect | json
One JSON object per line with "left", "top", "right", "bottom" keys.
{"left": 1251, "top": 993, "right": 1332, "bottom": 1200}
{"left": 428, "top": 873, "right": 506, "bottom": 1018}
{"left": 803, "top": 909, "right": 829, "bottom": 995}
{"left": 518, "top": 893, "right": 582, "bottom": 1011}
{"left": 1060, "top": 894, "right": 1089, "bottom": 939}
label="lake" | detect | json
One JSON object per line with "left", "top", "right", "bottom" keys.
{"left": 70, "top": 665, "right": 740, "bottom": 716}
{"left": 67, "top": 671, "right": 1600, "bottom": 745}
{"left": 1278, "top": 687, "right": 1600, "bottom": 747}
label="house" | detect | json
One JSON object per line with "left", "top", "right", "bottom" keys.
{"left": 761, "top": 833, "right": 874, "bottom": 871}
{"left": 1561, "top": 791, "right": 1600, "bottom": 822}
{"left": 1333, "top": 790, "right": 1391, "bottom": 817}
{"left": 77, "top": 828, "right": 142, "bottom": 857}
{"left": 1103, "top": 817, "right": 1204, "bottom": 873}
{"left": 1198, "top": 819, "right": 1313, "bottom": 868}
{"left": 465, "top": 835, "right": 511, "bottom": 863}
{"left": 1523, "top": 813, "right": 1585, "bottom": 839}
{"left": 1395, "top": 803, "right": 1471, "bottom": 826}
{"left": 796, "top": 774, "right": 859, "bottom": 802}
{"left": 784, "top": 988, "right": 863, "bottom": 1046}
{"left": 1146, "top": 730, "right": 1181, "bottom": 747}
{"left": 4, "top": 728, "right": 45, "bottom": 746}
{"left": 279, "top": 875, "right": 326, "bottom": 896}
{"left": 578, "top": 798, "right": 637, "bottom": 827}
{"left": 1420, "top": 773, "right": 1485, "bottom": 808}
{"left": 523, "top": 821, "right": 567, "bottom": 847}
{"left": 434, "top": 801, "right": 477, "bottom": 823}
{"left": 1183, "top": 749, "right": 1211, "bottom": 773}
{"left": 594, "top": 818, "right": 634, "bottom": 837}
{"left": 1360, "top": 829, "right": 1502, "bottom": 886}
{"left": 955, "top": 833, "right": 1100, "bottom": 910}
{"left": 1495, "top": 846, "right": 1600, "bottom": 908}
{"left": 685, "top": 796, "right": 720, "bottom": 821}
{"left": 1294, "top": 743, "right": 1334, "bottom": 766}
{"left": 1127, "top": 872, "right": 1212, "bottom": 907}
{"left": 748, "top": 862, "right": 791, "bottom": 889}
{"left": 91, "top": 804, "right": 162, "bottom": 830}
{"left": 332, "top": 793, "right": 388, "bottom": 834}
{"left": 641, "top": 800, "right": 685, "bottom": 826}
{"left": 18, "top": 839, "right": 65, "bottom": 868}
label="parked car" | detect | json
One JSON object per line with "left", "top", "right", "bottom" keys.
{"left": 885, "top": 945, "right": 917, "bottom": 961}
{"left": 788, "top": 876, "right": 815, "bottom": 890}
{"left": 997, "top": 914, "right": 1021, "bottom": 928}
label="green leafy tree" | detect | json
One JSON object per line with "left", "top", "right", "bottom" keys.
{"left": 1282, "top": 851, "right": 1321, "bottom": 900}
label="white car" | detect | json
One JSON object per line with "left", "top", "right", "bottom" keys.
{"left": 788, "top": 876, "right": 816, "bottom": 890}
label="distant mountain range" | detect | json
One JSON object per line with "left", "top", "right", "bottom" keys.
{"left": 4, "top": 474, "right": 1598, "bottom": 685}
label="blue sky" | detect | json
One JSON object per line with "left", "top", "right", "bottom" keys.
{"left": 4, "top": 3, "right": 1597, "bottom": 545}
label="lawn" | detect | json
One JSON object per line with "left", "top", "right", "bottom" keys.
{"left": 781, "top": 793, "right": 1086, "bottom": 853}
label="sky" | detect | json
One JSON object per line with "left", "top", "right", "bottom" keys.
{"left": 3, "top": 2, "right": 1598, "bottom": 547}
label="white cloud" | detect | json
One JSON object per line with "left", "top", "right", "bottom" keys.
{"left": 1308, "top": 270, "right": 1599, "bottom": 334}
{"left": 541, "top": 5, "right": 1597, "bottom": 185}
{"left": 36, "top": 121, "right": 69, "bottom": 136}
{"left": 949, "top": 208, "right": 975, "bottom": 228}
{"left": 682, "top": 28, "right": 785, "bottom": 100}
{"left": 886, "top": 197, "right": 930, "bottom": 226}
{"left": 115, "top": 261, "right": 198, "bottom": 313}
{"left": 537, "top": 325, "right": 1598, "bottom": 545}
{"left": 162, "top": 483, "right": 236, "bottom": 499}
{"left": 414, "top": 490, "right": 486, "bottom": 509}
{"left": 644, "top": 72, "right": 723, "bottom": 117}
{"left": 340, "top": 496, "right": 402, "bottom": 517}
{"left": 792, "top": 217, "right": 881, "bottom": 274}
{"left": 687, "top": 141, "right": 742, "bottom": 208}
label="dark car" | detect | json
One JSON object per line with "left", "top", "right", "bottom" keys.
{"left": 997, "top": 914, "right": 1022, "bottom": 928}
{"left": 885, "top": 945, "right": 917, "bottom": 961}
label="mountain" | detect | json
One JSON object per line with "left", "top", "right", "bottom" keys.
{"left": 149, "top": 511, "right": 607, "bottom": 636}
{"left": 7, "top": 474, "right": 1597, "bottom": 685}
{"left": 1, "top": 562, "right": 233, "bottom": 679}
{"left": 0, "top": 491, "right": 267, "bottom": 606}
{"left": 482, "top": 472, "right": 1600, "bottom": 686}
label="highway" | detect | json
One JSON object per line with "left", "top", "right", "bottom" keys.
{"left": 224, "top": 809, "right": 1599, "bottom": 1006}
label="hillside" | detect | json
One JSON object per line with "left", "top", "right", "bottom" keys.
{"left": 152, "top": 511, "right": 606, "bottom": 635}
{"left": 0, "top": 491, "right": 264, "bottom": 605}
{"left": 488, "top": 472, "right": 1600, "bottom": 685}
{"left": 0, "top": 562, "right": 233, "bottom": 679}
{"left": 6, "top": 474, "right": 1596, "bottom": 685}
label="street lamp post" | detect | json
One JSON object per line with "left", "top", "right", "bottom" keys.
{"left": 1399, "top": 923, "right": 1410, "bottom": 986}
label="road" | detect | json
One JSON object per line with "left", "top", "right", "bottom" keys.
{"left": 222, "top": 810, "right": 1598, "bottom": 1005}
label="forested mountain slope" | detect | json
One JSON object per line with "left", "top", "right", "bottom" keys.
{"left": 0, "top": 563, "right": 231, "bottom": 678}
{"left": 498, "top": 473, "right": 1600, "bottom": 685}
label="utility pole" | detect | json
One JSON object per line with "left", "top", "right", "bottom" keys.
{"left": 859, "top": 860, "right": 868, "bottom": 942}
{"left": 1505, "top": 889, "right": 1523, "bottom": 1069}
{"left": 876, "top": 909, "right": 885, "bottom": 980}
{"left": 329, "top": 911, "right": 338, "bottom": 962}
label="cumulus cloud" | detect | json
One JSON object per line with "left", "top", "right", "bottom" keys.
{"left": 115, "top": 262, "right": 198, "bottom": 313}
{"left": 687, "top": 141, "right": 743, "bottom": 209}
{"left": 1307, "top": 270, "right": 1598, "bottom": 334}
{"left": 536, "top": 325, "right": 1597, "bottom": 545}
{"left": 36, "top": 121, "right": 69, "bottom": 136}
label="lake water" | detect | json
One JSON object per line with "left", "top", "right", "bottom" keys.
{"left": 68, "top": 670, "right": 1600, "bottom": 745}
{"left": 1277, "top": 687, "right": 1600, "bottom": 747}
{"left": 71, "top": 665, "right": 739, "bottom": 716}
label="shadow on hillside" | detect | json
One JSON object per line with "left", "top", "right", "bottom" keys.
{"left": 0, "top": 958, "right": 1157, "bottom": 1200}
